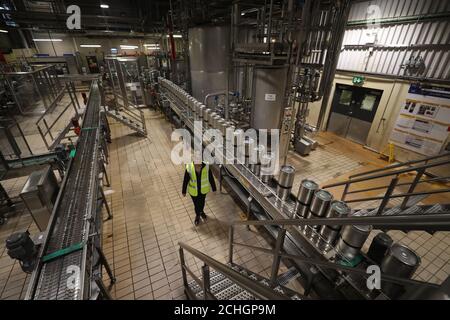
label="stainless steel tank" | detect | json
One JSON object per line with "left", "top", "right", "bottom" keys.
{"left": 251, "top": 66, "right": 288, "bottom": 130}
{"left": 189, "top": 25, "right": 230, "bottom": 103}
{"left": 319, "top": 200, "right": 350, "bottom": 244}
{"left": 297, "top": 179, "right": 319, "bottom": 205}
{"left": 381, "top": 244, "right": 421, "bottom": 298}
{"left": 276, "top": 165, "right": 295, "bottom": 200}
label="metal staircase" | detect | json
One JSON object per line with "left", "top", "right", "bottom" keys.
{"left": 179, "top": 243, "right": 303, "bottom": 300}
{"left": 104, "top": 105, "right": 147, "bottom": 136}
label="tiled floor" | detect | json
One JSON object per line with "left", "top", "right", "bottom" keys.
{"left": 0, "top": 109, "right": 448, "bottom": 300}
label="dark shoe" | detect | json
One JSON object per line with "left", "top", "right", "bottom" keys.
{"left": 194, "top": 216, "right": 200, "bottom": 226}
{"left": 201, "top": 212, "right": 207, "bottom": 221}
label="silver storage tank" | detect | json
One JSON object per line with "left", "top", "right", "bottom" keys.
{"left": 306, "top": 190, "right": 333, "bottom": 230}
{"left": 189, "top": 25, "right": 230, "bottom": 104}
{"left": 336, "top": 223, "right": 372, "bottom": 261}
{"left": 381, "top": 244, "right": 421, "bottom": 299}
{"left": 319, "top": 200, "right": 350, "bottom": 244}
{"left": 276, "top": 165, "right": 296, "bottom": 200}
{"left": 251, "top": 66, "right": 288, "bottom": 130}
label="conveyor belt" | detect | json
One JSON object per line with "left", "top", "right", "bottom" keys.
{"left": 26, "top": 81, "right": 102, "bottom": 300}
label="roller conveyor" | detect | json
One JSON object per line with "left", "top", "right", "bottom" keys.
{"left": 25, "top": 81, "right": 105, "bottom": 300}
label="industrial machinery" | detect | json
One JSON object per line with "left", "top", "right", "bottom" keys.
{"left": 157, "top": 75, "right": 450, "bottom": 300}
{"left": 5, "top": 80, "right": 115, "bottom": 300}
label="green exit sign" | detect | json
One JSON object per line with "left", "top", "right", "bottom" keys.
{"left": 352, "top": 76, "right": 365, "bottom": 85}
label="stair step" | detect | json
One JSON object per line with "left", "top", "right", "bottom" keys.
{"left": 276, "top": 267, "right": 300, "bottom": 286}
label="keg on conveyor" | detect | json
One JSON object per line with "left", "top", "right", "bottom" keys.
{"left": 305, "top": 189, "right": 333, "bottom": 231}
{"left": 243, "top": 137, "right": 255, "bottom": 166}
{"left": 260, "top": 152, "right": 274, "bottom": 183}
{"left": 381, "top": 243, "right": 421, "bottom": 299}
{"left": 319, "top": 200, "right": 350, "bottom": 244}
{"left": 367, "top": 232, "right": 393, "bottom": 265}
{"left": 295, "top": 179, "right": 319, "bottom": 219}
{"left": 249, "top": 145, "right": 265, "bottom": 177}
{"left": 202, "top": 108, "right": 211, "bottom": 128}
{"left": 335, "top": 215, "right": 372, "bottom": 261}
{"left": 276, "top": 165, "right": 296, "bottom": 201}
{"left": 233, "top": 129, "right": 244, "bottom": 164}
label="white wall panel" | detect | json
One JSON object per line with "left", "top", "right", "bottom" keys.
{"left": 338, "top": 0, "right": 450, "bottom": 80}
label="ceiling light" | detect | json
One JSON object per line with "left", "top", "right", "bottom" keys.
{"left": 33, "top": 38, "right": 63, "bottom": 42}
{"left": 0, "top": 29, "right": 8, "bottom": 33}
{"left": 166, "top": 34, "right": 182, "bottom": 38}
{"left": 144, "top": 44, "right": 160, "bottom": 47}
{"left": 100, "top": 4, "right": 109, "bottom": 9}
{"left": 120, "top": 45, "right": 138, "bottom": 49}
{"left": 80, "top": 44, "right": 102, "bottom": 48}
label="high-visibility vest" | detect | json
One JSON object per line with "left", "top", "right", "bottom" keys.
{"left": 186, "top": 163, "right": 211, "bottom": 197}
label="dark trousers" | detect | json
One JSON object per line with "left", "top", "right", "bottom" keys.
{"left": 190, "top": 193, "right": 206, "bottom": 217}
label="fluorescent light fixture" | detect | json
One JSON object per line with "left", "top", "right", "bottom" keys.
{"left": 33, "top": 38, "right": 63, "bottom": 42}
{"left": 100, "top": 4, "right": 109, "bottom": 9}
{"left": 166, "top": 34, "right": 182, "bottom": 38}
{"left": 144, "top": 44, "right": 160, "bottom": 47}
{"left": 0, "top": 29, "right": 8, "bottom": 33}
{"left": 120, "top": 45, "right": 138, "bottom": 49}
{"left": 80, "top": 44, "right": 102, "bottom": 48}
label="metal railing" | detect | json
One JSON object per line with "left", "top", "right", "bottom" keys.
{"left": 228, "top": 217, "right": 446, "bottom": 297}
{"left": 179, "top": 242, "right": 287, "bottom": 300}
{"left": 322, "top": 153, "right": 450, "bottom": 214}
{"left": 35, "top": 81, "right": 82, "bottom": 150}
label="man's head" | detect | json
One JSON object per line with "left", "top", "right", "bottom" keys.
{"left": 193, "top": 150, "right": 203, "bottom": 165}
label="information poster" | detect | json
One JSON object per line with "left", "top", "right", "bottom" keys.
{"left": 389, "top": 84, "right": 450, "bottom": 156}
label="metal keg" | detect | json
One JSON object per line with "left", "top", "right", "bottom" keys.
{"left": 213, "top": 115, "right": 221, "bottom": 129}
{"left": 297, "top": 179, "right": 319, "bottom": 205}
{"left": 276, "top": 165, "right": 296, "bottom": 200}
{"left": 260, "top": 152, "right": 274, "bottom": 183}
{"left": 217, "top": 119, "right": 227, "bottom": 136}
{"left": 336, "top": 223, "right": 372, "bottom": 261}
{"left": 310, "top": 190, "right": 333, "bottom": 216}
{"left": 233, "top": 129, "right": 244, "bottom": 163}
{"left": 198, "top": 105, "right": 205, "bottom": 119}
{"left": 319, "top": 200, "right": 350, "bottom": 244}
{"left": 243, "top": 137, "right": 255, "bottom": 166}
{"left": 203, "top": 108, "right": 211, "bottom": 128}
{"left": 381, "top": 243, "right": 421, "bottom": 298}
{"left": 295, "top": 202, "right": 309, "bottom": 218}
{"left": 367, "top": 232, "right": 393, "bottom": 265}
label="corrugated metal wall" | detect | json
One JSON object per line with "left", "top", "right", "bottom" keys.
{"left": 337, "top": 0, "right": 450, "bottom": 81}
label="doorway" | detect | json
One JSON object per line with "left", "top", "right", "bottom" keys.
{"left": 327, "top": 83, "right": 383, "bottom": 145}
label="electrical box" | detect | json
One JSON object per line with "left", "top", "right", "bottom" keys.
{"left": 20, "top": 166, "right": 59, "bottom": 231}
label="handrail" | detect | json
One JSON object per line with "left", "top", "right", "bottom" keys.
{"left": 322, "top": 158, "right": 450, "bottom": 189}
{"left": 344, "top": 188, "right": 450, "bottom": 203}
{"left": 348, "top": 152, "right": 450, "bottom": 179}
{"left": 346, "top": 176, "right": 450, "bottom": 195}
{"left": 231, "top": 214, "right": 450, "bottom": 228}
{"left": 178, "top": 242, "right": 287, "bottom": 300}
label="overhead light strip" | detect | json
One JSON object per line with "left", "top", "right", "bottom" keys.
{"left": 0, "top": 29, "right": 8, "bottom": 33}
{"left": 33, "top": 39, "right": 63, "bottom": 42}
{"left": 80, "top": 44, "right": 102, "bottom": 48}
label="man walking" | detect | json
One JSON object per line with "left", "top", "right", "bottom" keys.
{"left": 182, "top": 161, "right": 216, "bottom": 226}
